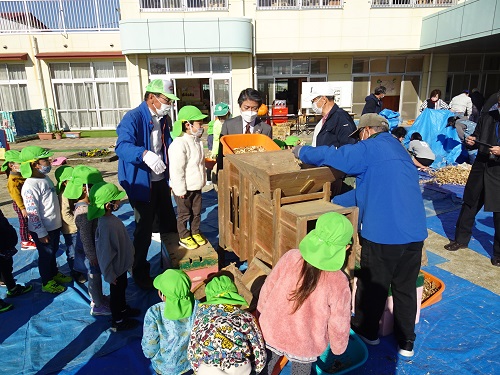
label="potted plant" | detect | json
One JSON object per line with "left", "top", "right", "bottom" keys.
{"left": 64, "top": 131, "right": 82, "bottom": 139}
{"left": 37, "top": 132, "right": 54, "bottom": 140}
{"left": 53, "top": 130, "right": 64, "bottom": 140}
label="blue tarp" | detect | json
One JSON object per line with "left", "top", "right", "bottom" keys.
{"left": 1, "top": 189, "right": 500, "bottom": 374}
{"left": 404, "top": 109, "right": 467, "bottom": 168}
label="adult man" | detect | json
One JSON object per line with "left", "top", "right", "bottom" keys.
{"left": 444, "top": 91, "right": 500, "bottom": 267}
{"left": 309, "top": 87, "right": 357, "bottom": 148}
{"left": 292, "top": 114, "right": 427, "bottom": 357}
{"left": 115, "top": 79, "right": 179, "bottom": 290}
{"left": 216, "top": 88, "right": 272, "bottom": 169}
{"left": 449, "top": 89, "right": 473, "bottom": 118}
{"left": 361, "top": 86, "right": 386, "bottom": 115}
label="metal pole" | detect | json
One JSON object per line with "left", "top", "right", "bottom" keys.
{"left": 426, "top": 52, "right": 433, "bottom": 99}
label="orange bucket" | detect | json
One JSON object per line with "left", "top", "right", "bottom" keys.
{"left": 420, "top": 270, "right": 445, "bottom": 309}
{"left": 220, "top": 134, "right": 281, "bottom": 155}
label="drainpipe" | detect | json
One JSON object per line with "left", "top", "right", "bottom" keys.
{"left": 31, "top": 36, "right": 50, "bottom": 131}
{"left": 426, "top": 52, "right": 433, "bottom": 99}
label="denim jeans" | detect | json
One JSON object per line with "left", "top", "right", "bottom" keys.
{"left": 31, "top": 228, "right": 61, "bottom": 285}
{"left": 62, "top": 232, "right": 77, "bottom": 272}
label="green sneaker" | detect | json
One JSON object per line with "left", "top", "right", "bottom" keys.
{"left": 178, "top": 236, "right": 199, "bottom": 250}
{"left": 192, "top": 233, "right": 207, "bottom": 246}
{"left": 0, "top": 299, "right": 14, "bottom": 313}
{"left": 53, "top": 272, "right": 72, "bottom": 284}
{"left": 42, "top": 280, "right": 66, "bottom": 294}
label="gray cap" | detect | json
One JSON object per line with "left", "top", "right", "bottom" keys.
{"left": 350, "top": 113, "right": 389, "bottom": 138}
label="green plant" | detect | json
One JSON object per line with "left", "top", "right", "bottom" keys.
{"left": 52, "top": 129, "right": 64, "bottom": 136}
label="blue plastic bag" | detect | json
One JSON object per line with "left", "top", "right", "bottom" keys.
{"left": 379, "top": 109, "right": 401, "bottom": 131}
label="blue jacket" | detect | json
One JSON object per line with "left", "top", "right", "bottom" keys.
{"left": 115, "top": 101, "right": 172, "bottom": 202}
{"left": 361, "top": 94, "right": 383, "bottom": 115}
{"left": 315, "top": 104, "right": 357, "bottom": 148}
{"left": 300, "top": 132, "right": 427, "bottom": 245}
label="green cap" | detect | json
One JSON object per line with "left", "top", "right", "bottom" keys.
{"left": 273, "top": 139, "right": 286, "bottom": 149}
{"left": 285, "top": 136, "right": 301, "bottom": 146}
{"left": 63, "top": 165, "right": 104, "bottom": 200}
{"left": 153, "top": 269, "right": 195, "bottom": 320}
{"left": 88, "top": 182, "right": 125, "bottom": 220}
{"left": 1, "top": 150, "right": 21, "bottom": 171}
{"left": 214, "top": 102, "right": 230, "bottom": 116}
{"left": 171, "top": 106, "right": 208, "bottom": 139}
{"left": 203, "top": 275, "right": 248, "bottom": 306}
{"left": 19, "top": 146, "right": 54, "bottom": 178}
{"left": 145, "top": 79, "right": 180, "bottom": 101}
{"left": 54, "top": 166, "right": 74, "bottom": 192}
{"left": 299, "top": 212, "right": 353, "bottom": 271}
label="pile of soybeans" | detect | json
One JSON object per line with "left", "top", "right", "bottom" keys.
{"left": 423, "top": 164, "right": 471, "bottom": 185}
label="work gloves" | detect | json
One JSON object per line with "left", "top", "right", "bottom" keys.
{"left": 292, "top": 145, "right": 302, "bottom": 159}
{"left": 143, "top": 151, "right": 166, "bottom": 174}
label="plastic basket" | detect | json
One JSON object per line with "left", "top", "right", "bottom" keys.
{"left": 220, "top": 134, "right": 281, "bottom": 155}
{"left": 420, "top": 270, "right": 445, "bottom": 309}
{"left": 313, "top": 329, "right": 368, "bottom": 375}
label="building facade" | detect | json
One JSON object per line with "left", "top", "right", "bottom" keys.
{"left": 0, "top": 0, "right": 499, "bottom": 130}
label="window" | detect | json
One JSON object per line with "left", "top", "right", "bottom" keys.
{"left": 150, "top": 58, "right": 167, "bottom": 74}
{"left": 273, "top": 60, "right": 291, "bottom": 75}
{"left": 0, "top": 64, "right": 30, "bottom": 111}
{"left": 257, "top": 0, "right": 342, "bottom": 9}
{"left": 50, "top": 62, "right": 130, "bottom": 129}
{"left": 140, "top": 0, "right": 227, "bottom": 10}
{"left": 370, "top": 58, "right": 387, "bottom": 73}
{"left": 310, "top": 59, "right": 327, "bottom": 75}
{"left": 406, "top": 56, "right": 423, "bottom": 73}
{"left": 257, "top": 60, "right": 273, "bottom": 76}
{"left": 352, "top": 59, "right": 369, "bottom": 74}
{"left": 212, "top": 56, "right": 230, "bottom": 73}
{"left": 389, "top": 57, "right": 406, "bottom": 73}
{"left": 169, "top": 58, "right": 186, "bottom": 74}
{"left": 192, "top": 57, "right": 211, "bottom": 74}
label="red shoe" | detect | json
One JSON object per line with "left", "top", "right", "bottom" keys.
{"left": 21, "top": 241, "right": 37, "bottom": 250}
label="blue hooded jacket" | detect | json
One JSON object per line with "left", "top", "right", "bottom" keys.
{"left": 115, "top": 101, "right": 172, "bottom": 203}
{"left": 299, "top": 132, "right": 427, "bottom": 245}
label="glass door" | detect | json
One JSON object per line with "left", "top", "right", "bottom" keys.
{"left": 210, "top": 78, "right": 231, "bottom": 118}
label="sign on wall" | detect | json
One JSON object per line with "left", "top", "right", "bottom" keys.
{"left": 301, "top": 82, "right": 353, "bottom": 110}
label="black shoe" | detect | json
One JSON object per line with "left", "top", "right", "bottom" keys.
{"left": 7, "top": 284, "right": 33, "bottom": 298}
{"left": 0, "top": 299, "right": 14, "bottom": 313}
{"left": 111, "top": 318, "right": 140, "bottom": 332}
{"left": 352, "top": 326, "right": 380, "bottom": 345}
{"left": 398, "top": 340, "right": 415, "bottom": 358}
{"left": 71, "top": 271, "right": 87, "bottom": 284}
{"left": 444, "top": 241, "right": 467, "bottom": 251}
{"left": 491, "top": 256, "right": 500, "bottom": 267}
{"left": 122, "top": 305, "right": 141, "bottom": 318}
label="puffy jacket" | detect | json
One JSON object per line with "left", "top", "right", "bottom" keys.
{"left": 361, "top": 94, "right": 383, "bottom": 115}
{"left": 115, "top": 101, "right": 173, "bottom": 202}
{"left": 299, "top": 132, "right": 427, "bottom": 245}
{"left": 314, "top": 104, "right": 357, "bottom": 148}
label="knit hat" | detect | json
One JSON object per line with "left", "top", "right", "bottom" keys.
{"left": 153, "top": 269, "right": 195, "bottom": 320}
{"left": 1, "top": 150, "right": 21, "bottom": 171}
{"left": 171, "top": 106, "right": 208, "bottom": 139}
{"left": 204, "top": 275, "right": 248, "bottom": 306}
{"left": 145, "top": 79, "right": 180, "bottom": 101}
{"left": 299, "top": 212, "right": 353, "bottom": 271}
{"left": 349, "top": 113, "right": 389, "bottom": 139}
{"left": 19, "top": 146, "right": 54, "bottom": 178}
{"left": 54, "top": 166, "right": 74, "bottom": 192}
{"left": 214, "top": 102, "right": 230, "bottom": 116}
{"left": 63, "top": 165, "right": 104, "bottom": 199}
{"left": 88, "top": 182, "right": 125, "bottom": 220}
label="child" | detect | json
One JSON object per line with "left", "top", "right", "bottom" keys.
{"left": 63, "top": 165, "right": 110, "bottom": 316}
{"left": 55, "top": 166, "right": 85, "bottom": 283}
{"left": 257, "top": 212, "right": 353, "bottom": 374}
{"left": 2, "top": 150, "right": 36, "bottom": 250}
{"left": 88, "top": 182, "right": 140, "bottom": 331}
{"left": 210, "top": 102, "right": 231, "bottom": 159}
{"left": 19, "top": 146, "right": 72, "bottom": 294}
{"left": 409, "top": 132, "right": 435, "bottom": 167}
{"left": 188, "top": 275, "right": 266, "bottom": 375}
{"left": 0, "top": 208, "right": 33, "bottom": 313}
{"left": 168, "top": 105, "right": 208, "bottom": 250}
{"left": 142, "top": 269, "right": 198, "bottom": 375}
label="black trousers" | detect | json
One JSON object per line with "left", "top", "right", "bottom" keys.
{"left": 110, "top": 272, "right": 128, "bottom": 323}
{"left": 0, "top": 255, "right": 16, "bottom": 290}
{"left": 173, "top": 190, "right": 202, "bottom": 239}
{"left": 352, "top": 238, "right": 423, "bottom": 345}
{"left": 455, "top": 192, "right": 500, "bottom": 259}
{"left": 129, "top": 179, "right": 176, "bottom": 281}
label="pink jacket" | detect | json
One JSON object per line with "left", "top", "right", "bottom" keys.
{"left": 257, "top": 249, "right": 351, "bottom": 358}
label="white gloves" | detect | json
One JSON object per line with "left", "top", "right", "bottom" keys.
{"left": 143, "top": 151, "right": 166, "bottom": 174}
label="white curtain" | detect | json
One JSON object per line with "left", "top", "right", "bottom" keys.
{"left": 94, "top": 62, "right": 114, "bottom": 79}
{"left": 71, "top": 63, "right": 92, "bottom": 79}
{"left": 0, "top": 84, "right": 30, "bottom": 111}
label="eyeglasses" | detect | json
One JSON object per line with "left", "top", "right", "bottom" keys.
{"left": 311, "top": 96, "right": 321, "bottom": 104}
{"left": 156, "top": 95, "right": 171, "bottom": 104}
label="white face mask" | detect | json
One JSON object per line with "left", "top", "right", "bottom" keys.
{"left": 153, "top": 96, "right": 171, "bottom": 117}
{"left": 241, "top": 110, "right": 257, "bottom": 123}
{"left": 311, "top": 98, "right": 324, "bottom": 115}
{"left": 187, "top": 122, "right": 204, "bottom": 138}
